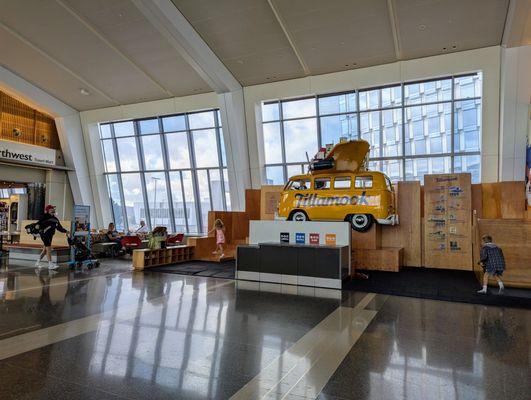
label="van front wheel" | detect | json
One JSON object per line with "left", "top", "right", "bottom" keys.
{"left": 289, "top": 210, "right": 309, "bottom": 222}
{"left": 349, "top": 214, "right": 373, "bottom": 232}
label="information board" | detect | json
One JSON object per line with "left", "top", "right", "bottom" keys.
{"left": 423, "top": 173, "right": 472, "bottom": 270}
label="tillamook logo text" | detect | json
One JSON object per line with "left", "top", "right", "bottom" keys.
{"left": 294, "top": 191, "right": 377, "bottom": 207}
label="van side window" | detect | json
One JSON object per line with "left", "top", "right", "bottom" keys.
{"left": 355, "top": 176, "right": 373, "bottom": 189}
{"left": 314, "top": 177, "right": 331, "bottom": 190}
{"left": 289, "top": 179, "right": 311, "bottom": 190}
{"left": 334, "top": 177, "right": 351, "bottom": 189}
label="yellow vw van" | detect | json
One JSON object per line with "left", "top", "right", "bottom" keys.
{"left": 277, "top": 171, "right": 397, "bottom": 231}
{"left": 276, "top": 140, "right": 397, "bottom": 231}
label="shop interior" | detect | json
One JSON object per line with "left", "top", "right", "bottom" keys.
{"left": 0, "top": 1, "right": 529, "bottom": 399}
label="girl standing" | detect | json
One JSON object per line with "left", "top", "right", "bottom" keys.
{"left": 209, "top": 219, "right": 225, "bottom": 259}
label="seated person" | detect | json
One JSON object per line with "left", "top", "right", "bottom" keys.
{"left": 105, "top": 222, "right": 123, "bottom": 248}
{"left": 135, "top": 220, "right": 149, "bottom": 235}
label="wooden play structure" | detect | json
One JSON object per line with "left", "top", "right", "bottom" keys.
{"left": 131, "top": 174, "right": 530, "bottom": 289}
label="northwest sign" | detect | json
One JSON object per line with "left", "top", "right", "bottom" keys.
{"left": 0, "top": 139, "right": 56, "bottom": 166}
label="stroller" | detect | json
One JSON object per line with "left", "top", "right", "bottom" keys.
{"left": 67, "top": 235, "right": 100, "bottom": 269}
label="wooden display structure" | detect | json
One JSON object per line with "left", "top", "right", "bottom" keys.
{"left": 473, "top": 218, "right": 531, "bottom": 288}
{"left": 351, "top": 223, "right": 403, "bottom": 272}
{"left": 423, "top": 173, "right": 473, "bottom": 270}
{"left": 132, "top": 245, "right": 194, "bottom": 270}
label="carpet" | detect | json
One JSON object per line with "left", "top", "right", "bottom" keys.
{"left": 343, "top": 267, "right": 531, "bottom": 309}
{"left": 147, "top": 260, "right": 235, "bottom": 279}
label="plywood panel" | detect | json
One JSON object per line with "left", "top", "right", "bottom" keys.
{"left": 381, "top": 181, "right": 422, "bottom": 266}
{"left": 499, "top": 182, "right": 525, "bottom": 219}
{"left": 260, "top": 185, "right": 284, "bottom": 220}
{"left": 351, "top": 247, "right": 403, "bottom": 272}
{"left": 0, "top": 91, "right": 59, "bottom": 149}
{"left": 481, "top": 183, "right": 501, "bottom": 219}
{"left": 245, "top": 189, "right": 261, "bottom": 220}
{"left": 351, "top": 223, "right": 381, "bottom": 250}
{"left": 471, "top": 184, "right": 483, "bottom": 218}
{"left": 474, "top": 219, "right": 531, "bottom": 288}
{"left": 423, "top": 173, "right": 472, "bottom": 270}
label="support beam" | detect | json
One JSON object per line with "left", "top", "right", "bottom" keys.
{"left": 131, "top": 0, "right": 241, "bottom": 93}
{"left": 218, "top": 90, "right": 252, "bottom": 211}
{"left": 267, "top": 0, "right": 310, "bottom": 75}
{"left": 387, "top": 0, "right": 402, "bottom": 60}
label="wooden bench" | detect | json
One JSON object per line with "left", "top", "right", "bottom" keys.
{"left": 6, "top": 243, "right": 71, "bottom": 263}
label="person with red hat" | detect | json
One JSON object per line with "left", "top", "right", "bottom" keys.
{"left": 35, "top": 204, "right": 69, "bottom": 270}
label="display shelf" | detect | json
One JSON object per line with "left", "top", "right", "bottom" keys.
{"left": 133, "top": 245, "right": 195, "bottom": 270}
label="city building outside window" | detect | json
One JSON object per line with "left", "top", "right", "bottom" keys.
{"left": 261, "top": 73, "right": 482, "bottom": 185}
{"left": 99, "top": 109, "right": 229, "bottom": 234}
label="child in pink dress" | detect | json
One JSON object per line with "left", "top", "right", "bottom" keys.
{"left": 209, "top": 219, "right": 225, "bottom": 258}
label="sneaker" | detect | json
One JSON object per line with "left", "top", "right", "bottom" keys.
{"left": 35, "top": 260, "right": 42, "bottom": 268}
{"left": 212, "top": 251, "right": 218, "bottom": 255}
{"left": 498, "top": 286, "right": 504, "bottom": 295}
{"left": 48, "top": 263, "right": 59, "bottom": 270}
{"left": 219, "top": 253, "right": 225, "bottom": 259}
{"left": 477, "top": 288, "right": 487, "bottom": 294}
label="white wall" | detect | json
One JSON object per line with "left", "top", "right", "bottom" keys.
{"left": 244, "top": 46, "right": 502, "bottom": 187}
{"left": 499, "top": 45, "right": 531, "bottom": 181}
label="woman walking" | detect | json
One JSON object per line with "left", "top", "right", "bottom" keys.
{"left": 35, "top": 205, "right": 68, "bottom": 270}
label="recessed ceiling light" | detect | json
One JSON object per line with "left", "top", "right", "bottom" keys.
{"left": 452, "top": 45, "right": 457, "bottom": 49}
{"left": 442, "top": 47, "right": 447, "bottom": 51}
{"left": 418, "top": 24, "right": 426, "bottom": 31}
{"left": 80, "top": 88, "right": 90, "bottom": 96}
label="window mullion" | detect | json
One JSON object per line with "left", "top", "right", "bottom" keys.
{"left": 451, "top": 76, "right": 455, "bottom": 173}
{"left": 179, "top": 171, "right": 190, "bottom": 233}
{"left": 135, "top": 121, "right": 152, "bottom": 231}
{"left": 186, "top": 114, "right": 203, "bottom": 234}
{"left": 278, "top": 101, "right": 288, "bottom": 183}
{"left": 401, "top": 83, "right": 406, "bottom": 180}
{"left": 109, "top": 124, "right": 128, "bottom": 231}
{"left": 213, "top": 111, "right": 227, "bottom": 211}
{"left": 159, "top": 117, "right": 176, "bottom": 233}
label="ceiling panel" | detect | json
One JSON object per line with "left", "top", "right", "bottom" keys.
{"left": 63, "top": 0, "right": 212, "bottom": 96}
{"left": 0, "top": 0, "right": 171, "bottom": 107}
{"left": 0, "top": 25, "right": 115, "bottom": 110}
{"left": 273, "top": 0, "right": 397, "bottom": 75}
{"left": 172, "top": 0, "right": 305, "bottom": 84}
{"left": 396, "top": 0, "right": 509, "bottom": 59}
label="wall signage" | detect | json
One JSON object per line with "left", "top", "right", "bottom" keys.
{"left": 295, "top": 232, "right": 305, "bottom": 244}
{"left": 309, "top": 233, "right": 320, "bottom": 245}
{"left": 0, "top": 139, "right": 57, "bottom": 167}
{"left": 280, "top": 232, "right": 290, "bottom": 243}
{"left": 325, "top": 234, "right": 337, "bottom": 246}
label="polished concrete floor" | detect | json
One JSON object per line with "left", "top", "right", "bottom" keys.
{"left": 0, "top": 257, "right": 529, "bottom": 400}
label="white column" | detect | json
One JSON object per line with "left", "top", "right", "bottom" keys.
{"left": 219, "top": 90, "right": 252, "bottom": 211}
{"left": 499, "top": 45, "right": 531, "bottom": 181}
{"left": 55, "top": 114, "right": 97, "bottom": 224}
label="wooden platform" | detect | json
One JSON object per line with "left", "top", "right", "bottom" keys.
{"left": 351, "top": 248, "right": 403, "bottom": 272}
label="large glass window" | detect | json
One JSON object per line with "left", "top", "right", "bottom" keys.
{"left": 99, "top": 109, "right": 228, "bottom": 234}
{"left": 261, "top": 73, "right": 482, "bottom": 184}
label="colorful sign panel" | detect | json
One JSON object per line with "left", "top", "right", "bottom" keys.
{"left": 295, "top": 232, "right": 305, "bottom": 244}
{"left": 309, "top": 233, "right": 319, "bottom": 245}
{"left": 325, "top": 233, "right": 336, "bottom": 246}
{"left": 280, "top": 232, "right": 290, "bottom": 243}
